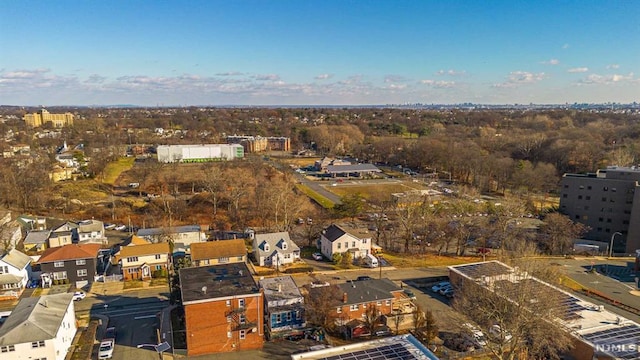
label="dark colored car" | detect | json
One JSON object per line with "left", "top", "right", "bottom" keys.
{"left": 356, "top": 276, "right": 373, "bottom": 281}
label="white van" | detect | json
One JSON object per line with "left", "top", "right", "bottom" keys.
{"left": 363, "top": 254, "right": 379, "bottom": 268}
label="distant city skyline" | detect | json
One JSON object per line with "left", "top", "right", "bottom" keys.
{"left": 1, "top": 1, "right": 638, "bottom": 106}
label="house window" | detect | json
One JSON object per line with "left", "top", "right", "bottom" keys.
{"left": 53, "top": 271, "right": 67, "bottom": 280}
{"left": 155, "top": 265, "right": 162, "bottom": 270}
{"left": 336, "top": 307, "right": 342, "bottom": 313}
{"left": 237, "top": 256, "right": 243, "bottom": 261}
{"left": 226, "top": 300, "right": 231, "bottom": 307}
{"left": 363, "top": 303, "right": 367, "bottom": 309}
{"left": 352, "top": 241, "right": 356, "bottom": 248}
{"left": 127, "top": 268, "right": 137, "bottom": 274}
{"left": 350, "top": 304, "right": 358, "bottom": 311}
{"left": 54, "top": 261, "right": 64, "bottom": 268}
{"left": 362, "top": 239, "right": 367, "bottom": 244}
{"left": 337, "top": 243, "right": 341, "bottom": 249}
{"left": 126, "top": 256, "right": 138, "bottom": 262}
{"left": 31, "top": 340, "right": 45, "bottom": 348}
{"left": 344, "top": 242, "right": 348, "bottom": 249}
{"left": 202, "top": 259, "right": 210, "bottom": 265}
{"left": 287, "top": 312, "right": 292, "bottom": 321}
{"left": 296, "top": 310, "right": 301, "bottom": 319}
{"left": 1, "top": 345, "right": 15, "bottom": 352}
{"left": 227, "top": 331, "right": 232, "bottom": 338}
{"left": 284, "top": 254, "right": 291, "bottom": 259}
{"left": 238, "top": 298, "right": 245, "bottom": 308}
{"left": 155, "top": 254, "right": 161, "bottom": 260}
{"left": 276, "top": 313, "right": 281, "bottom": 323}
{"left": 239, "top": 330, "right": 246, "bottom": 340}
{"left": 385, "top": 300, "right": 391, "bottom": 306}
{"left": 77, "top": 269, "right": 88, "bottom": 277}
{"left": 239, "top": 314, "right": 246, "bottom": 324}
{"left": 76, "top": 259, "right": 86, "bottom": 266}
{"left": 219, "top": 257, "right": 229, "bottom": 263}
{"left": 282, "top": 242, "right": 288, "bottom": 250}
{"left": 0, "top": 266, "right": 7, "bottom": 274}
{"left": 377, "top": 301, "right": 382, "bottom": 306}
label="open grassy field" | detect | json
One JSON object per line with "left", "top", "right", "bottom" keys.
{"left": 102, "top": 157, "right": 136, "bottom": 185}
{"left": 325, "top": 181, "right": 429, "bottom": 200}
{"left": 53, "top": 180, "right": 110, "bottom": 202}
{"left": 296, "top": 184, "right": 334, "bottom": 208}
{"left": 279, "top": 157, "right": 321, "bottom": 168}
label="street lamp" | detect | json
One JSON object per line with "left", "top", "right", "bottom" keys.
{"left": 609, "top": 232, "right": 622, "bottom": 258}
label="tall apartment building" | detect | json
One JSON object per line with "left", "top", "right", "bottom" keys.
{"left": 559, "top": 166, "right": 640, "bottom": 253}
{"left": 226, "top": 135, "right": 291, "bottom": 153}
{"left": 23, "top": 109, "right": 74, "bottom": 127}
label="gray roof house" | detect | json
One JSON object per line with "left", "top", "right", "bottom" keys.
{"left": 252, "top": 232, "right": 300, "bottom": 267}
{"left": 76, "top": 220, "right": 106, "bottom": 244}
{"left": 0, "top": 293, "right": 77, "bottom": 359}
{"left": 0, "top": 249, "right": 32, "bottom": 300}
{"left": 259, "top": 276, "right": 306, "bottom": 339}
{"left": 137, "top": 225, "right": 206, "bottom": 245}
{"left": 23, "top": 230, "right": 52, "bottom": 252}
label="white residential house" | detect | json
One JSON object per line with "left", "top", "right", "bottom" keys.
{"left": 253, "top": 232, "right": 300, "bottom": 267}
{"left": 319, "top": 224, "right": 372, "bottom": 260}
{"left": 0, "top": 249, "right": 32, "bottom": 300}
{"left": 76, "top": 220, "right": 106, "bottom": 244}
{"left": 0, "top": 293, "right": 77, "bottom": 360}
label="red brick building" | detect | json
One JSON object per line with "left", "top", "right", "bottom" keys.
{"left": 179, "top": 263, "right": 263, "bottom": 356}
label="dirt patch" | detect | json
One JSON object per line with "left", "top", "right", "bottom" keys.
{"left": 69, "top": 320, "right": 99, "bottom": 360}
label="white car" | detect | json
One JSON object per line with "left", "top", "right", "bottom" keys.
{"left": 114, "top": 225, "right": 127, "bottom": 231}
{"left": 431, "top": 281, "right": 450, "bottom": 293}
{"left": 489, "top": 324, "right": 513, "bottom": 342}
{"left": 463, "top": 323, "right": 487, "bottom": 347}
{"left": 72, "top": 291, "right": 86, "bottom": 301}
{"left": 312, "top": 253, "right": 323, "bottom": 261}
{"left": 98, "top": 338, "right": 114, "bottom": 359}
{"left": 438, "top": 284, "right": 453, "bottom": 295}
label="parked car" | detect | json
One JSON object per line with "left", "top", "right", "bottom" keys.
{"left": 356, "top": 276, "right": 373, "bottom": 281}
{"left": 312, "top": 253, "right": 323, "bottom": 261}
{"left": 310, "top": 281, "right": 330, "bottom": 288}
{"left": 72, "top": 291, "right": 86, "bottom": 301}
{"left": 104, "top": 223, "right": 116, "bottom": 230}
{"left": 462, "top": 323, "right": 487, "bottom": 347}
{"left": 114, "top": 225, "right": 126, "bottom": 231}
{"left": 442, "top": 288, "right": 454, "bottom": 298}
{"left": 105, "top": 327, "right": 117, "bottom": 341}
{"left": 431, "top": 281, "right": 450, "bottom": 293}
{"left": 374, "top": 325, "right": 392, "bottom": 337}
{"left": 98, "top": 339, "right": 114, "bottom": 359}
{"left": 489, "top": 324, "right": 513, "bottom": 342}
{"left": 403, "top": 289, "right": 417, "bottom": 300}
{"left": 438, "top": 285, "right": 453, "bottom": 295}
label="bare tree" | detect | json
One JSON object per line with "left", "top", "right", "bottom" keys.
{"left": 538, "top": 213, "right": 588, "bottom": 255}
{"left": 304, "top": 285, "right": 342, "bottom": 330}
{"left": 452, "top": 261, "right": 573, "bottom": 360}
{"left": 363, "top": 303, "right": 381, "bottom": 337}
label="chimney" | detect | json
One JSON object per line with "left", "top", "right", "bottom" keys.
{"left": 201, "top": 286, "right": 207, "bottom": 294}
{"left": 342, "top": 292, "right": 348, "bottom": 303}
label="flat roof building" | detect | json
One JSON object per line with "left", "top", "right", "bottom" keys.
{"left": 23, "top": 109, "right": 74, "bottom": 128}
{"left": 449, "top": 261, "right": 640, "bottom": 360}
{"left": 560, "top": 166, "right": 640, "bottom": 253}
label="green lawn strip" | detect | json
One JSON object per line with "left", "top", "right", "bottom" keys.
{"left": 296, "top": 184, "right": 334, "bottom": 208}
{"left": 102, "top": 157, "right": 136, "bottom": 185}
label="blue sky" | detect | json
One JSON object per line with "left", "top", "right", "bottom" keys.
{"left": 1, "top": 0, "right": 638, "bottom": 106}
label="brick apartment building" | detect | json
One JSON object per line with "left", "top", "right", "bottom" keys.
{"left": 179, "top": 263, "right": 263, "bottom": 356}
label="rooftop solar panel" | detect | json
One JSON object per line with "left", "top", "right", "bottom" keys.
{"left": 319, "top": 342, "right": 424, "bottom": 360}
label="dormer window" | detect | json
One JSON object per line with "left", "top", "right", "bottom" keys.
{"left": 263, "top": 242, "right": 270, "bottom": 252}
{"left": 281, "top": 241, "right": 288, "bottom": 250}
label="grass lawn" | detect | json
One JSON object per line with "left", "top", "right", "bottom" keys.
{"left": 123, "top": 280, "right": 143, "bottom": 290}
{"left": 102, "top": 157, "right": 136, "bottom": 185}
{"left": 326, "top": 181, "right": 429, "bottom": 200}
{"left": 279, "top": 157, "right": 321, "bottom": 167}
{"left": 296, "top": 184, "right": 335, "bottom": 208}
{"left": 54, "top": 180, "right": 110, "bottom": 202}
{"left": 150, "top": 277, "right": 169, "bottom": 287}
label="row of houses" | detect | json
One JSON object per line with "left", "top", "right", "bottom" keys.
{"left": 178, "top": 261, "right": 415, "bottom": 356}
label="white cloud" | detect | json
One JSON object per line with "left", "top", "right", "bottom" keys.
{"left": 314, "top": 74, "right": 332, "bottom": 80}
{"left": 436, "top": 69, "right": 466, "bottom": 76}
{"left": 579, "top": 72, "right": 635, "bottom": 85}
{"left": 541, "top": 59, "right": 560, "bottom": 65}
{"left": 562, "top": 44, "right": 570, "bottom": 49}
{"left": 568, "top": 67, "right": 589, "bottom": 73}
{"left": 493, "top": 71, "right": 546, "bottom": 88}
{"left": 384, "top": 75, "right": 408, "bottom": 83}
{"left": 215, "top": 71, "right": 243, "bottom": 76}
{"left": 253, "top": 74, "right": 280, "bottom": 81}
{"left": 420, "top": 79, "right": 456, "bottom": 88}
{"left": 606, "top": 64, "right": 620, "bottom": 70}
